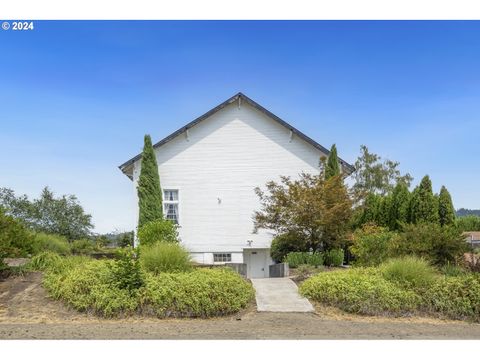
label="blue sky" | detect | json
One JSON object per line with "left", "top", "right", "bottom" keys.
{"left": 1, "top": 21, "right": 479, "bottom": 233}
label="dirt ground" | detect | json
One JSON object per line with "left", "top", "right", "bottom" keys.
{"left": 1, "top": 272, "right": 480, "bottom": 339}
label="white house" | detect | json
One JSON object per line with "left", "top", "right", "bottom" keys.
{"left": 119, "top": 93, "right": 354, "bottom": 278}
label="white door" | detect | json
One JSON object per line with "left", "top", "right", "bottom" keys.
{"left": 244, "top": 249, "right": 268, "bottom": 278}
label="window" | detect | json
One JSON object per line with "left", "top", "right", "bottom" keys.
{"left": 213, "top": 253, "right": 232, "bottom": 263}
{"left": 163, "top": 190, "right": 179, "bottom": 224}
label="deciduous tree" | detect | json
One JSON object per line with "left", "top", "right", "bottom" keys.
{"left": 352, "top": 145, "right": 413, "bottom": 201}
{"left": 0, "top": 187, "right": 93, "bottom": 240}
{"left": 253, "top": 171, "right": 352, "bottom": 252}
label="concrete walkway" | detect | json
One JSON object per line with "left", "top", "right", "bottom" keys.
{"left": 250, "top": 278, "right": 314, "bottom": 312}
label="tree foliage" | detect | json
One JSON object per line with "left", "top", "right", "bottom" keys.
{"left": 456, "top": 215, "right": 480, "bottom": 232}
{"left": 270, "top": 232, "right": 307, "bottom": 263}
{"left": 0, "top": 187, "right": 93, "bottom": 240}
{"left": 117, "top": 231, "right": 135, "bottom": 248}
{"left": 137, "top": 219, "right": 179, "bottom": 246}
{"left": 137, "top": 134, "right": 163, "bottom": 229}
{"left": 325, "top": 144, "right": 340, "bottom": 179}
{"left": 352, "top": 145, "right": 413, "bottom": 200}
{"left": 254, "top": 172, "right": 352, "bottom": 252}
{"left": 391, "top": 223, "right": 468, "bottom": 266}
{"left": 438, "top": 186, "right": 455, "bottom": 227}
{"left": 388, "top": 183, "right": 411, "bottom": 230}
{"left": 0, "top": 208, "right": 35, "bottom": 261}
{"left": 350, "top": 224, "right": 399, "bottom": 266}
{"left": 409, "top": 175, "right": 439, "bottom": 224}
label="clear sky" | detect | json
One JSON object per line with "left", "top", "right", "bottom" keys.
{"left": 1, "top": 21, "right": 479, "bottom": 233}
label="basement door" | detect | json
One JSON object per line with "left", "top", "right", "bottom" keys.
{"left": 244, "top": 249, "right": 269, "bottom": 278}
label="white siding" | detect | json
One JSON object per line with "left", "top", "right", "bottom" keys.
{"left": 131, "top": 101, "right": 327, "bottom": 263}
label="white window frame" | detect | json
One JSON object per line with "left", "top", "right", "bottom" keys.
{"left": 163, "top": 189, "right": 180, "bottom": 225}
{"left": 213, "top": 253, "right": 232, "bottom": 263}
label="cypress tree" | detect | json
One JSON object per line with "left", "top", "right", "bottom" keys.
{"left": 410, "top": 175, "right": 439, "bottom": 224}
{"left": 361, "top": 193, "right": 381, "bottom": 225}
{"left": 389, "top": 183, "right": 411, "bottom": 230}
{"left": 377, "top": 194, "right": 392, "bottom": 227}
{"left": 438, "top": 185, "right": 455, "bottom": 226}
{"left": 325, "top": 144, "right": 341, "bottom": 179}
{"left": 137, "top": 134, "right": 163, "bottom": 229}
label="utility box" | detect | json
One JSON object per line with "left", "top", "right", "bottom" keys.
{"left": 269, "top": 263, "right": 289, "bottom": 278}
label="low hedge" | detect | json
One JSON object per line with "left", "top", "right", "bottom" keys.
{"left": 140, "top": 269, "right": 254, "bottom": 317}
{"left": 299, "top": 268, "right": 421, "bottom": 316}
{"left": 424, "top": 274, "right": 480, "bottom": 321}
{"left": 43, "top": 259, "right": 137, "bottom": 317}
{"left": 299, "top": 259, "right": 480, "bottom": 322}
{"left": 284, "top": 252, "right": 324, "bottom": 268}
{"left": 42, "top": 257, "right": 254, "bottom": 318}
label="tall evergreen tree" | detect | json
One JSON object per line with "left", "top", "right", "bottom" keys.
{"left": 325, "top": 144, "right": 341, "bottom": 179}
{"left": 137, "top": 134, "right": 163, "bottom": 229}
{"left": 409, "top": 175, "right": 439, "bottom": 224}
{"left": 377, "top": 195, "right": 392, "bottom": 227}
{"left": 438, "top": 185, "right": 455, "bottom": 226}
{"left": 389, "top": 182, "right": 410, "bottom": 230}
{"left": 359, "top": 193, "right": 382, "bottom": 225}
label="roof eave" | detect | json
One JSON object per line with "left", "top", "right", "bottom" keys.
{"left": 118, "top": 92, "right": 356, "bottom": 178}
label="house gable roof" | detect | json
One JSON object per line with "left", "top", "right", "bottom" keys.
{"left": 119, "top": 92, "right": 355, "bottom": 180}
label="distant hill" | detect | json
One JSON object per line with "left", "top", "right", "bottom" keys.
{"left": 456, "top": 208, "right": 480, "bottom": 217}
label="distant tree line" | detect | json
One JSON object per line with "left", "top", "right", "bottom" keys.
{"left": 0, "top": 187, "right": 93, "bottom": 240}
{"left": 456, "top": 208, "right": 480, "bottom": 217}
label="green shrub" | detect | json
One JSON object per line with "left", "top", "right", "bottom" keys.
{"left": 456, "top": 215, "right": 480, "bottom": 232}
{"left": 109, "top": 247, "right": 144, "bottom": 292}
{"left": 117, "top": 231, "right": 134, "bottom": 248}
{"left": 284, "top": 252, "right": 307, "bottom": 268}
{"left": 140, "top": 242, "right": 191, "bottom": 274}
{"left": 440, "top": 263, "right": 467, "bottom": 277}
{"left": 380, "top": 256, "right": 437, "bottom": 290}
{"left": 393, "top": 223, "right": 468, "bottom": 266}
{"left": 29, "top": 252, "right": 89, "bottom": 273}
{"left": 350, "top": 224, "right": 398, "bottom": 266}
{"left": 324, "top": 248, "right": 344, "bottom": 266}
{"left": 0, "top": 209, "right": 35, "bottom": 260}
{"left": 140, "top": 268, "right": 254, "bottom": 317}
{"left": 424, "top": 274, "right": 480, "bottom": 321}
{"left": 137, "top": 219, "right": 178, "bottom": 246}
{"left": 33, "top": 232, "right": 71, "bottom": 255}
{"left": 300, "top": 268, "right": 421, "bottom": 315}
{"left": 28, "top": 251, "right": 62, "bottom": 271}
{"left": 270, "top": 232, "right": 307, "bottom": 263}
{"left": 43, "top": 259, "right": 253, "bottom": 318}
{"left": 70, "top": 239, "right": 95, "bottom": 255}
{"left": 307, "top": 252, "right": 324, "bottom": 267}
{"left": 284, "top": 252, "right": 324, "bottom": 268}
{"left": 43, "top": 259, "right": 138, "bottom": 317}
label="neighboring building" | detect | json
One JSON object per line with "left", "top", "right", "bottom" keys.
{"left": 464, "top": 232, "right": 480, "bottom": 248}
{"left": 119, "top": 92, "right": 354, "bottom": 278}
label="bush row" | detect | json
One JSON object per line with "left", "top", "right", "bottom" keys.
{"left": 284, "top": 252, "right": 324, "bottom": 268}
{"left": 39, "top": 255, "right": 254, "bottom": 318}
{"left": 299, "top": 257, "right": 480, "bottom": 321}
{"left": 350, "top": 223, "right": 469, "bottom": 267}
{"left": 284, "top": 249, "right": 344, "bottom": 268}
